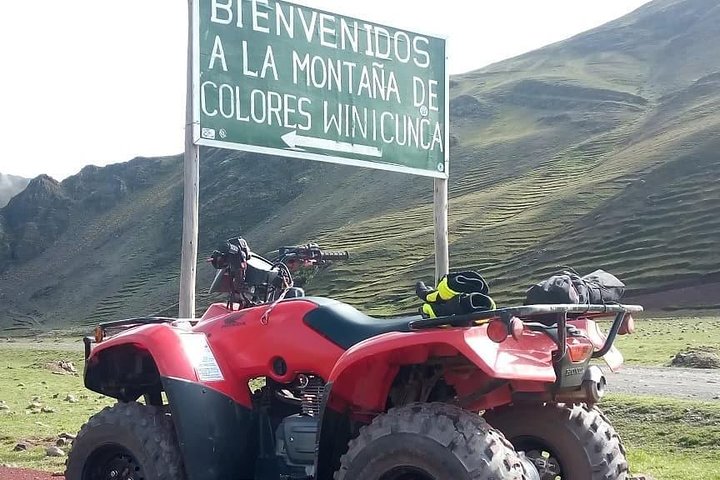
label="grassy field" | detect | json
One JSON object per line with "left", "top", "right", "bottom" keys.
{"left": 603, "top": 394, "right": 720, "bottom": 480}
{"left": 614, "top": 316, "right": 720, "bottom": 365}
{"left": 0, "top": 345, "right": 112, "bottom": 472}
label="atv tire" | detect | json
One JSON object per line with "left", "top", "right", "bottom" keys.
{"left": 334, "top": 402, "right": 529, "bottom": 480}
{"left": 485, "top": 403, "right": 628, "bottom": 480}
{"left": 65, "top": 402, "right": 185, "bottom": 480}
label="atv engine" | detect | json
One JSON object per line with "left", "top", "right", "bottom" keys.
{"left": 254, "top": 375, "right": 326, "bottom": 478}
{"left": 298, "top": 374, "right": 325, "bottom": 416}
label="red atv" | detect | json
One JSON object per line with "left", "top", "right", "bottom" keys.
{"left": 66, "top": 239, "right": 642, "bottom": 480}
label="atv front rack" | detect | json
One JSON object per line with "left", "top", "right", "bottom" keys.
{"left": 83, "top": 317, "right": 181, "bottom": 360}
{"left": 409, "top": 304, "right": 643, "bottom": 359}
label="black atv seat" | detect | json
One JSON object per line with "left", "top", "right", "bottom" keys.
{"left": 303, "top": 297, "right": 418, "bottom": 350}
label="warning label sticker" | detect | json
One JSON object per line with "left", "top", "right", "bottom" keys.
{"left": 180, "top": 334, "right": 225, "bottom": 382}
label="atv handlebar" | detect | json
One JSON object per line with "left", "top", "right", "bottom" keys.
{"left": 278, "top": 244, "right": 349, "bottom": 263}
{"left": 320, "top": 250, "right": 350, "bottom": 261}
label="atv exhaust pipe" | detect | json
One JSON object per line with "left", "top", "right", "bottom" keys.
{"left": 511, "top": 366, "right": 607, "bottom": 406}
{"left": 553, "top": 366, "right": 606, "bottom": 405}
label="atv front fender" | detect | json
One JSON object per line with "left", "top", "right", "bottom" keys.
{"left": 85, "top": 323, "right": 251, "bottom": 406}
{"left": 325, "top": 326, "right": 557, "bottom": 413}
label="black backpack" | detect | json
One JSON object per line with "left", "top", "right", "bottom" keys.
{"left": 525, "top": 269, "right": 625, "bottom": 306}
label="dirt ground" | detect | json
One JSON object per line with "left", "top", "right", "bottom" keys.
{"left": 625, "top": 278, "right": 720, "bottom": 312}
{"left": 605, "top": 365, "right": 719, "bottom": 400}
{"left": 0, "top": 467, "right": 59, "bottom": 479}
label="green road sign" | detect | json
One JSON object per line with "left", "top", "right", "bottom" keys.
{"left": 193, "top": 0, "right": 448, "bottom": 178}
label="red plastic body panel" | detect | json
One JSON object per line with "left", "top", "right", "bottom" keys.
{"left": 193, "top": 300, "right": 345, "bottom": 386}
{"left": 327, "top": 324, "right": 558, "bottom": 413}
{"left": 89, "top": 299, "right": 345, "bottom": 407}
{"left": 88, "top": 323, "right": 254, "bottom": 406}
{"left": 89, "top": 323, "right": 195, "bottom": 379}
{"left": 88, "top": 297, "right": 618, "bottom": 413}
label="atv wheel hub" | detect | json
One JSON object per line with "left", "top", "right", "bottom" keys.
{"left": 526, "top": 449, "right": 562, "bottom": 480}
{"left": 83, "top": 444, "right": 146, "bottom": 480}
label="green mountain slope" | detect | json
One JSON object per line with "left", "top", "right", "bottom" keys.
{"left": 1, "top": 0, "right": 719, "bottom": 332}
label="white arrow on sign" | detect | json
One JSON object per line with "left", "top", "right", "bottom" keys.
{"left": 281, "top": 130, "right": 382, "bottom": 158}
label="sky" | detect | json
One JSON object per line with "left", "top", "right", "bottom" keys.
{"left": 0, "top": 0, "right": 650, "bottom": 181}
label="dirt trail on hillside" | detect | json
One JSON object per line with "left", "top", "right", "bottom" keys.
{"left": 605, "top": 365, "right": 719, "bottom": 401}
{"left": 1, "top": 340, "right": 84, "bottom": 352}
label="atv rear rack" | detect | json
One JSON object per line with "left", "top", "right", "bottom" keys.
{"left": 409, "top": 304, "right": 643, "bottom": 359}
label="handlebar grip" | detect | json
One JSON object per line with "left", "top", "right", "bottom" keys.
{"left": 321, "top": 251, "right": 349, "bottom": 261}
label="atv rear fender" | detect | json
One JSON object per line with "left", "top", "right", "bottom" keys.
{"left": 315, "top": 326, "right": 557, "bottom": 479}
{"left": 324, "top": 325, "right": 558, "bottom": 415}
{"left": 85, "top": 323, "right": 251, "bottom": 406}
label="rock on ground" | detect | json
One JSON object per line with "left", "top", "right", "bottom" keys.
{"left": 670, "top": 348, "right": 720, "bottom": 369}
{"left": 12, "top": 443, "right": 29, "bottom": 452}
{"left": 45, "top": 446, "right": 65, "bottom": 457}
